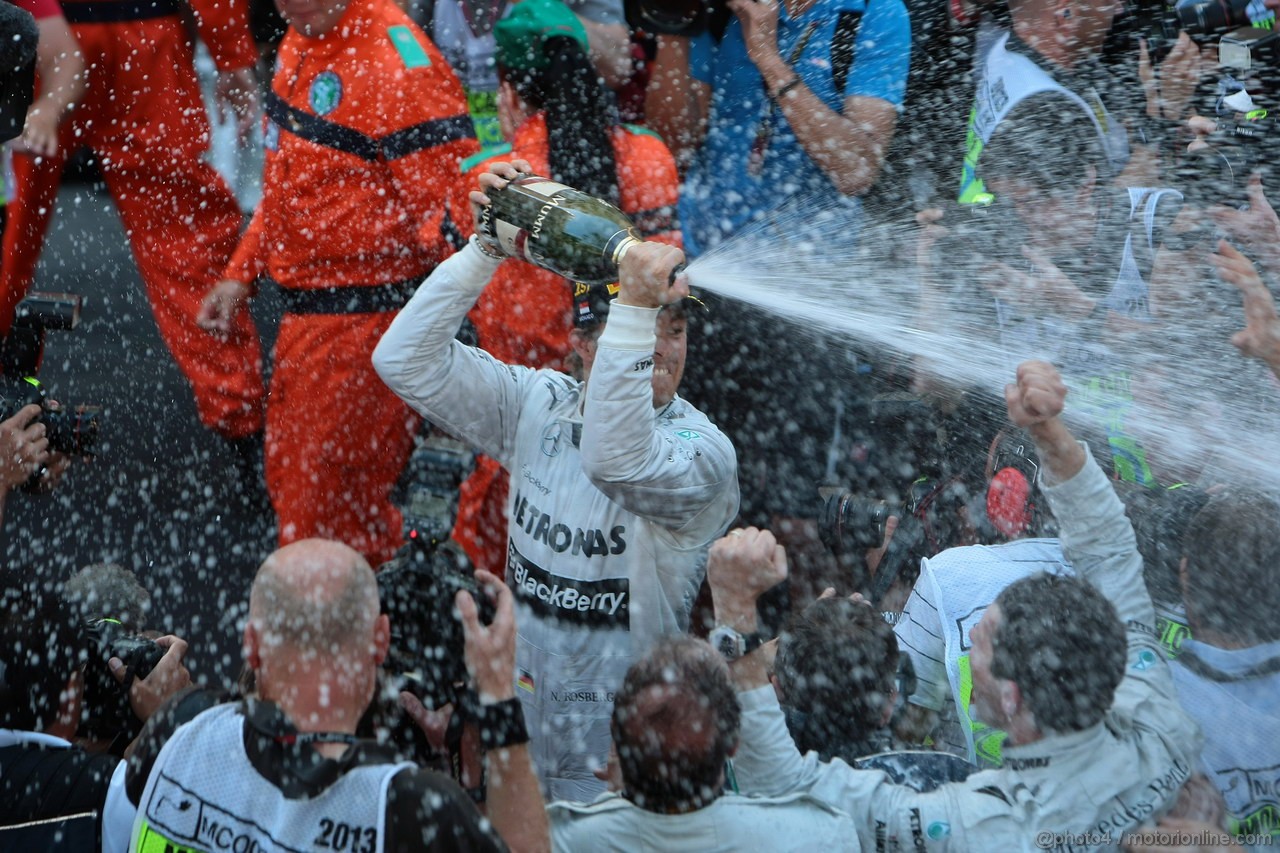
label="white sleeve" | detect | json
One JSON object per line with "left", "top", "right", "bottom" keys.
{"left": 579, "top": 303, "right": 739, "bottom": 537}
{"left": 733, "top": 686, "right": 965, "bottom": 850}
{"left": 1038, "top": 443, "right": 1200, "bottom": 759}
{"left": 373, "top": 241, "right": 537, "bottom": 466}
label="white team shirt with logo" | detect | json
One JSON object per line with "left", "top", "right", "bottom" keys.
{"left": 373, "top": 244, "right": 740, "bottom": 802}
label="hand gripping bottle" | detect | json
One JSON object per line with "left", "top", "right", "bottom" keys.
{"left": 477, "top": 175, "right": 642, "bottom": 285}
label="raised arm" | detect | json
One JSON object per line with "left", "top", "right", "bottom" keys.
{"left": 578, "top": 243, "right": 739, "bottom": 533}
{"left": 373, "top": 163, "right": 538, "bottom": 464}
{"left": 1006, "top": 361, "right": 1197, "bottom": 747}
{"left": 644, "top": 35, "right": 710, "bottom": 174}
{"left": 457, "top": 571, "right": 550, "bottom": 853}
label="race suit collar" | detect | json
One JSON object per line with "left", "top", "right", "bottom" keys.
{"left": 999, "top": 718, "right": 1108, "bottom": 768}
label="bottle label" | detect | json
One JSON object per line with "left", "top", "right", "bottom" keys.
{"left": 487, "top": 178, "right": 573, "bottom": 265}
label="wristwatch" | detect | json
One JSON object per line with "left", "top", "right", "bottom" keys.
{"left": 709, "top": 624, "right": 768, "bottom": 661}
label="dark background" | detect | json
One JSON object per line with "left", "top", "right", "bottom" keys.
{"left": 4, "top": 178, "right": 282, "bottom": 691}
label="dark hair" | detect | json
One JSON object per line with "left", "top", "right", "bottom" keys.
{"left": 63, "top": 563, "right": 151, "bottom": 631}
{"left": 611, "top": 637, "right": 739, "bottom": 813}
{"left": 1115, "top": 484, "right": 1209, "bottom": 611}
{"left": 774, "top": 597, "right": 898, "bottom": 759}
{"left": 992, "top": 572, "right": 1125, "bottom": 732}
{"left": 1182, "top": 491, "right": 1280, "bottom": 644}
{"left": 503, "top": 37, "right": 620, "bottom": 205}
{"left": 981, "top": 98, "right": 1109, "bottom": 199}
{"left": 0, "top": 578, "right": 90, "bottom": 731}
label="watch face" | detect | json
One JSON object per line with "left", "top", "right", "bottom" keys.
{"left": 712, "top": 628, "right": 742, "bottom": 660}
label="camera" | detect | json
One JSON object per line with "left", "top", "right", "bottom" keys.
{"left": 0, "top": 374, "right": 102, "bottom": 457}
{"left": 1126, "top": 0, "right": 1264, "bottom": 61}
{"left": 1176, "top": 114, "right": 1278, "bottom": 211}
{"left": 79, "top": 617, "right": 166, "bottom": 743}
{"left": 374, "top": 533, "right": 497, "bottom": 789}
{"left": 820, "top": 476, "right": 973, "bottom": 601}
{"left": 623, "top": 0, "right": 731, "bottom": 37}
{"left": 0, "top": 293, "right": 103, "bottom": 458}
{"left": 377, "top": 533, "right": 495, "bottom": 714}
{"left": 1219, "top": 25, "right": 1280, "bottom": 71}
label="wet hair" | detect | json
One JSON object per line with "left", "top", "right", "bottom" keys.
{"left": 0, "top": 578, "right": 94, "bottom": 731}
{"left": 981, "top": 99, "right": 1109, "bottom": 201}
{"left": 502, "top": 36, "right": 620, "bottom": 205}
{"left": 1114, "top": 484, "right": 1209, "bottom": 612}
{"left": 63, "top": 563, "right": 151, "bottom": 631}
{"left": 992, "top": 572, "right": 1125, "bottom": 732}
{"left": 774, "top": 597, "right": 898, "bottom": 760}
{"left": 611, "top": 637, "right": 739, "bottom": 813}
{"left": 1181, "top": 491, "right": 1280, "bottom": 644}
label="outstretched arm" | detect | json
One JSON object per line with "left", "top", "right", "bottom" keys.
{"left": 1006, "top": 361, "right": 1197, "bottom": 771}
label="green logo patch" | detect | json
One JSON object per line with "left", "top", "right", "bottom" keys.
{"left": 675, "top": 429, "right": 702, "bottom": 440}
{"left": 927, "top": 822, "right": 951, "bottom": 839}
{"left": 309, "top": 71, "right": 342, "bottom": 116}
{"left": 1132, "top": 649, "right": 1158, "bottom": 671}
{"left": 388, "top": 25, "right": 431, "bottom": 68}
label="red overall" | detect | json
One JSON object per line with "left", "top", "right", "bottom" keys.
{"left": 1, "top": 0, "right": 266, "bottom": 438}
{"left": 229, "top": 0, "right": 477, "bottom": 564}
{"left": 450, "top": 114, "right": 681, "bottom": 575}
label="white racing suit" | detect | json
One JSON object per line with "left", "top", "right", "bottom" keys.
{"left": 373, "top": 242, "right": 740, "bottom": 801}
{"left": 731, "top": 445, "right": 1201, "bottom": 851}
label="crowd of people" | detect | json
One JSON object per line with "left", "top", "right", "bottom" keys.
{"left": 2, "top": 0, "right": 1279, "bottom": 847}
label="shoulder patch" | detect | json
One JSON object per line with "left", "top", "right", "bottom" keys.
{"left": 388, "top": 25, "right": 432, "bottom": 69}
{"left": 622, "top": 123, "right": 664, "bottom": 142}
{"left": 1131, "top": 649, "right": 1159, "bottom": 671}
{"left": 460, "top": 142, "right": 513, "bottom": 174}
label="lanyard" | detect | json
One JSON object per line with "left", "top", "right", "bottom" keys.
{"left": 747, "top": 21, "right": 820, "bottom": 177}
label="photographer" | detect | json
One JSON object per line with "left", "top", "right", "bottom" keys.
{"left": 0, "top": 402, "right": 46, "bottom": 525}
{"left": 710, "top": 361, "right": 1201, "bottom": 850}
{"left": 0, "top": 564, "right": 190, "bottom": 851}
{"left": 374, "top": 161, "right": 739, "bottom": 801}
{"left": 645, "top": 0, "right": 909, "bottom": 252}
{"left": 919, "top": 99, "right": 1203, "bottom": 494}
{"left": 124, "top": 539, "right": 548, "bottom": 852}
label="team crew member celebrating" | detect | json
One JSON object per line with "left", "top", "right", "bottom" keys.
{"left": 709, "top": 361, "right": 1201, "bottom": 850}
{"left": 198, "top": 0, "right": 479, "bottom": 565}
{"left": 374, "top": 161, "right": 739, "bottom": 801}
{"left": 449, "top": 0, "right": 681, "bottom": 576}
{"left": 1, "top": 0, "right": 267, "bottom": 445}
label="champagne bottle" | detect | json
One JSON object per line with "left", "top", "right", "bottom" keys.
{"left": 477, "top": 175, "right": 642, "bottom": 285}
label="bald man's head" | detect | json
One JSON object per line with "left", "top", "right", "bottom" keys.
{"left": 249, "top": 539, "right": 378, "bottom": 656}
